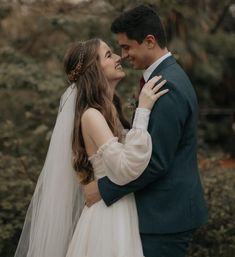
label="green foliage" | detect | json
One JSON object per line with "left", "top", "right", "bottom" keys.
{"left": 0, "top": 153, "right": 36, "bottom": 256}
{"left": 188, "top": 167, "right": 235, "bottom": 257}
{"left": 0, "top": 3, "right": 11, "bottom": 20}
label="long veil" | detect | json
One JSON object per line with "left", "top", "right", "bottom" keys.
{"left": 14, "top": 84, "right": 84, "bottom": 257}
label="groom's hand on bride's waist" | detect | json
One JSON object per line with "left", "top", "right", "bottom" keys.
{"left": 84, "top": 181, "right": 101, "bottom": 207}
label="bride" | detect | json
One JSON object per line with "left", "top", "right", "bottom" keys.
{"left": 14, "top": 38, "right": 168, "bottom": 257}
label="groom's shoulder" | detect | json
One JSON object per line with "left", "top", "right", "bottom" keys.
{"left": 160, "top": 61, "right": 192, "bottom": 88}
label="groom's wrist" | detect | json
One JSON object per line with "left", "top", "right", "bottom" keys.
{"left": 98, "top": 177, "right": 120, "bottom": 207}
{"left": 98, "top": 178, "right": 112, "bottom": 206}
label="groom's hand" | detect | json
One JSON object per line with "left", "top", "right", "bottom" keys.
{"left": 84, "top": 181, "right": 101, "bottom": 207}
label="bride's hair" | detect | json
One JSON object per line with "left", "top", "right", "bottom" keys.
{"left": 64, "top": 38, "right": 129, "bottom": 184}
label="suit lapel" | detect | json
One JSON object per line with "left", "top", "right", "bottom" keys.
{"left": 148, "top": 55, "right": 176, "bottom": 80}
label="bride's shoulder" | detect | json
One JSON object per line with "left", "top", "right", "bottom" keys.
{"left": 81, "top": 108, "right": 113, "bottom": 140}
{"left": 82, "top": 107, "right": 102, "bottom": 117}
{"left": 82, "top": 108, "right": 106, "bottom": 125}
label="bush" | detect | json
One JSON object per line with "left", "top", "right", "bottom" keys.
{"left": 188, "top": 166, "right": 235, "bottom": 257}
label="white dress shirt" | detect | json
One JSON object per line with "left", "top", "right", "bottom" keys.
{"left": 143, "top": 52, "right": 172, "bottom": 82}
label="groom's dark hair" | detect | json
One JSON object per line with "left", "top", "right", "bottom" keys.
{"left": 111, "top": 4, "right": 167, "bottom": 49}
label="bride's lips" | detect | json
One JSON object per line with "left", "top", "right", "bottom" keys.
{"left": 115, "top": 63, "right": 123, "bottom": 70}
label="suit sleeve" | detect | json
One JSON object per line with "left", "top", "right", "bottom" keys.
{"left": 98, "top": 83, "right": 189, "bottom": 206}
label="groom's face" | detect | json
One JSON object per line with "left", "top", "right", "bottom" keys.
{"left": 116, "top": 33, "right": 150, "bottom": 70}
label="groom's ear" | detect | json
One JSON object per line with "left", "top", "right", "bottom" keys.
{"left": 144, "top": 35, "right": 157, "bottom": 49}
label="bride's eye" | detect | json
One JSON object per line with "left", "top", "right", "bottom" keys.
{"left": 105, "top": 50, "right": 112, "bottom": 58}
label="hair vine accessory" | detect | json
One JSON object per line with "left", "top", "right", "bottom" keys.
{"left": 68, "top": 42, "right": 85, "bottom": 82}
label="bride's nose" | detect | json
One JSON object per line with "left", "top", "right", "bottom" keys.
{"left": 113, "top": 52, "right": 120, "bottom": 58}
{"left": 114, "top": 54, "right": 121, "bottom": 63}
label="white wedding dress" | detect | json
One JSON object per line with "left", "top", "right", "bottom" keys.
{"left": 66, "top": 108, "right": 152, "bottom": 257}
{"left": 14, "top": 86, "right": 151, "bottom": 257}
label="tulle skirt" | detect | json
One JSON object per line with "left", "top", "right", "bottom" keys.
{"left": 66, "top": 193, "right": 144, "bottom": 257}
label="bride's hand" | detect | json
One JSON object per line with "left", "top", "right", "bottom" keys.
{"left": 138, "top": 76, "right": 168, "bottom": 110}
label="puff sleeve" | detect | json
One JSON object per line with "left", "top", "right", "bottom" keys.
{"left": 97, "top": 108, "right": 152, "bottom": 185}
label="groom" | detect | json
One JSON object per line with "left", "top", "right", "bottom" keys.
{"left": 84, "top": 4, "right": 208, "bottom": 257}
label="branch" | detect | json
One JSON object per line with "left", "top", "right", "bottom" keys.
{"left": 19, "top": 157, "right": 37, "bottom": 183}
{"left": 210, "top": 0, "right": 233, "bottom": 34}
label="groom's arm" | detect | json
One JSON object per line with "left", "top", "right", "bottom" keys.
{"left": 98, "top": 84, "right": 189, "bottom": 206}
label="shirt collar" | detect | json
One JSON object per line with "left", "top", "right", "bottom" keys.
{"left": 143, "top": 52, "right": 172, "bottom": 82}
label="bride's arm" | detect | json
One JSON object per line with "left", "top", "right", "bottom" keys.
{"left": 81, "top": 108, "right": 114, "bottom": 149}
{"left": 82, "top": 107, "right": 151, "bottom": 185}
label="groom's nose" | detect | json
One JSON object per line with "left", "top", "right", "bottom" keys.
{"left": 121, "top": 49, "right": 129, "bottom": 59}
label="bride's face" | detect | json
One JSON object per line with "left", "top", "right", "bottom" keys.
{"left": 98, "top": 41, "right": 125, "bottom": 84}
